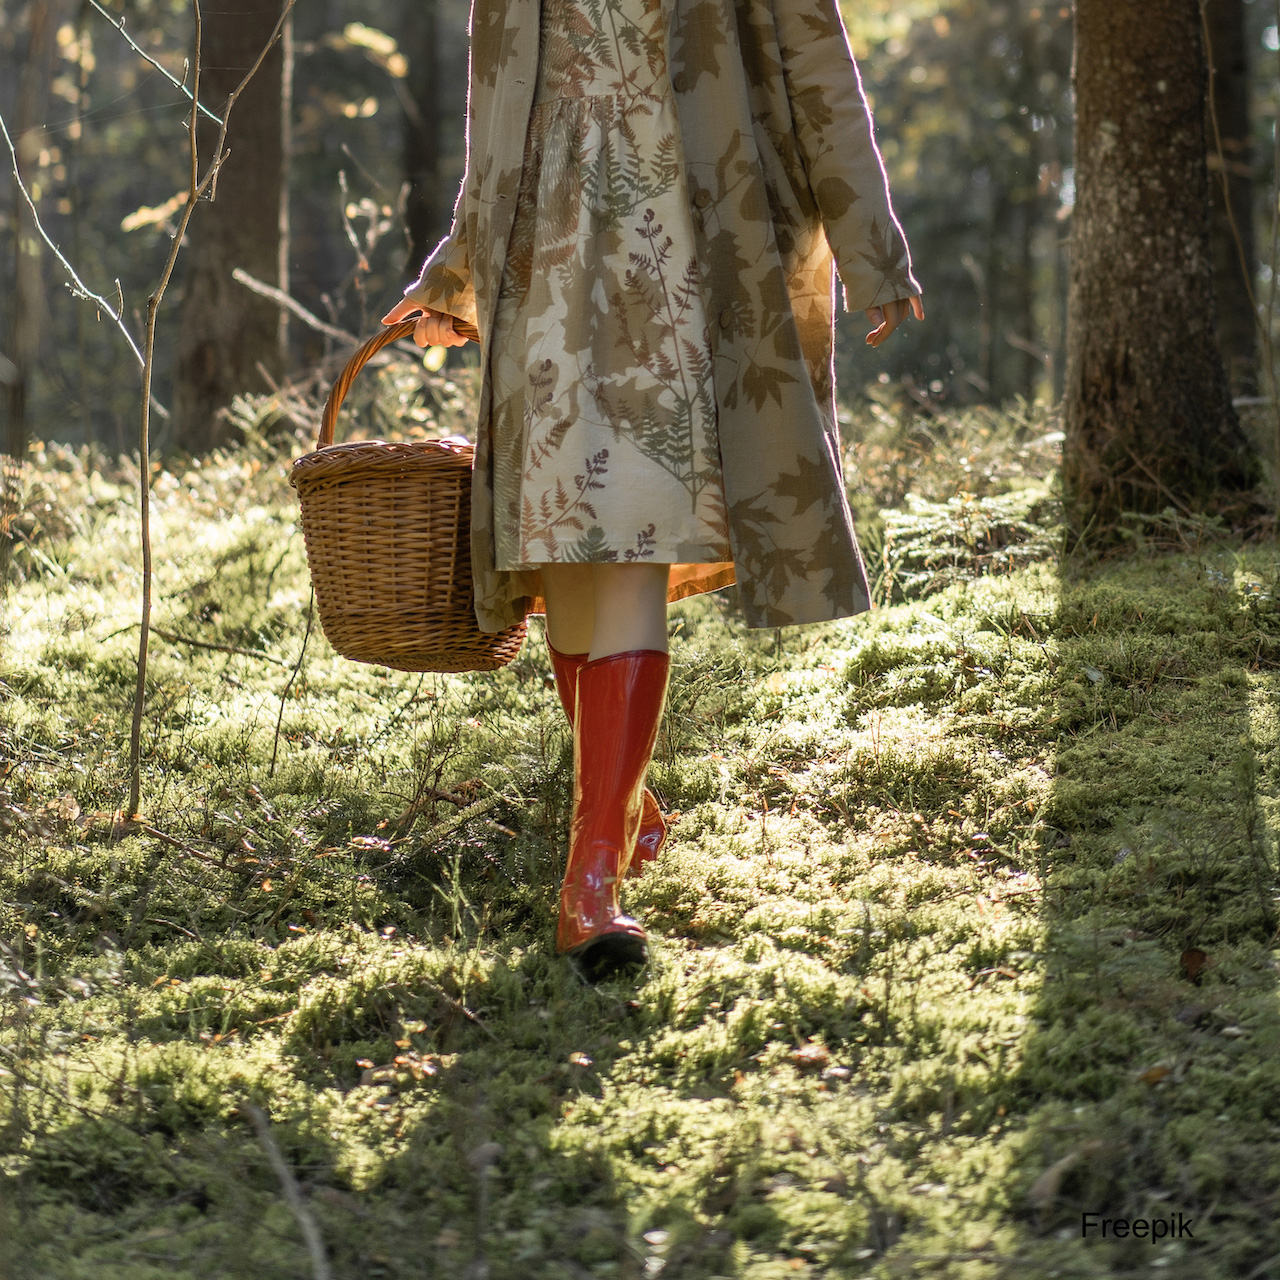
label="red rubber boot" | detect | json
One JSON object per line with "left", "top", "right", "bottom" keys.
{"left": 548, "top": 642, "right": 667, "bottom": 876}
{"left": 556, "top": 649, "right": 670, "bottom": 975}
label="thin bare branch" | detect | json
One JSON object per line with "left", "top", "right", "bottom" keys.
{"left": 240, "top": 1103, "right": 333, "bottom": 1280}
{"left": 0, "top": 108, "right": 173, "bottom": 421}
{"left": 1271, "top": 0, "right": 1280, "bottom": 508}
{"left": 233, "top": 269, "right": 358, "bottom": 345}
{"left": 86, "top": 0, "right": 223, "bottom": 124}
{"left": 0, "top": 110, "right": 141, "bottom": 367}
{"left": 269, "top": 588, "right": 314, "bottom": 776}
{"left": 127, "top": 0, "right": 296, "bottom": 818}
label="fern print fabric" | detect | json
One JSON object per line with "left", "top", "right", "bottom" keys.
{"left": 488, "top": 0, "right": 730, "bottom": 569}
{"left": 406, "top": 0, "right": 920, "bottom": 631}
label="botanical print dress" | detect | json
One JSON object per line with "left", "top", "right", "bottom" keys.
{"left": 406, "top": 0, "right": 921, "bottom": 630}
{"left": 487, "top": 0, "right": 732, "bottom": 569}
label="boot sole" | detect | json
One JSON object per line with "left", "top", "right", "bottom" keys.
{"left": 567, "top": 930, "right": 648, "bottom": 980}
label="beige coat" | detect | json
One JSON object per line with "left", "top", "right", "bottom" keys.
{"left": 407, "top": 0, "right": 920, "bottom": 631}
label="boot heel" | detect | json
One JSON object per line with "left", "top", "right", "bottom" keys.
{"left": 567, "top": 923, "right": 648, "bottom": 978}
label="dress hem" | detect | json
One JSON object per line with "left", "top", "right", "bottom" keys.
{"left": 516, "top": 559, "right": 737, "bottom": 618}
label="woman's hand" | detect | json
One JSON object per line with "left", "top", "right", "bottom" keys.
{"left": 381, "top": 297, "right": 471, "bottom": 348}
{"left": 865, "top": 295, "right": 925, "bottom": 348}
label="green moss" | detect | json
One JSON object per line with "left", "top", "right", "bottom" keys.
{"left": 4, "top": 428, "right": 1280, "bottom": 1277}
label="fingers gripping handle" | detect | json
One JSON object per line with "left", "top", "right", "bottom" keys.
{"left": 318, "top": 316, "right": 481, "bottom": 448}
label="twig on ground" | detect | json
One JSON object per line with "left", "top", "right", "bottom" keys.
{"left": 421, "top": 979, "right": 499, "bottom": 1041}
{"left": 137, "top": 824, "right": 224, "bottom": 870}
{"left": 232, "top": 269, "right": 359, "bottom": 345}
{"left": 151, "top": 626, "right": 288, "bottom": 666}
{"left": 425, "top": 788, "right": 472, "bottom": 808}
{"left": 144, "top": 916, "right": 201, "bottom": 940}
{"left": 406, "top": 791, "right": 506, "bottom": 849}
{"left": 270, "top": 587, "right": 314, "bottom": 777}
{"left": 240, "top": 1103, "right": 333, "bottom": 1280}
{"left": 392, "top": 785, "right": 472, "bottom": 832}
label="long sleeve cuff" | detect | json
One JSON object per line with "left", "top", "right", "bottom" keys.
{"left": 404, "top": 223, "right": 478, "bottom": 331}
{"left": 774, "top": 0, "right": 920, "bottom": 312}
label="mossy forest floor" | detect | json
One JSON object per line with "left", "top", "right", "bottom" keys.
{"left": 3, "top": 400, "right": 1280, "bottom": 1279}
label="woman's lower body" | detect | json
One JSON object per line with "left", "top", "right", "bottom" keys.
{"left": 539, "top": 562, "right": 671, "bottom": 976}
{"left": 488, "top": 83, "right": 729, "bottom": 974}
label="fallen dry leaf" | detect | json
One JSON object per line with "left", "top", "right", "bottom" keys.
{"left": 1137, "top": 1064, "right": 1172, "bottom": 1085}
{"left": 1027, "top": 1139, "right": 1107, "bottom": 1209}
{"left": 44, "top": 794, "right": 80, "bottom": 823}
{"left": 791, "top": 1043, "right": 831, "bottom": 1071}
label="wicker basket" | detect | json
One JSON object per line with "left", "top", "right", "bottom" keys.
{"left": 289, "top": 318, "right": 527, "bottom": 673}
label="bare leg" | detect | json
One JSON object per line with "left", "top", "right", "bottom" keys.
{"left": 540, "top": 563, "right": 670, "bottom": 659}
{"left": 587, "top": 563, "right": 670, "bottom": 659}
{"left": 540, "top": 563, "right": 595, "bottom": 654}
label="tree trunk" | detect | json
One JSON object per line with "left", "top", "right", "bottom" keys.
{"left": 1016, "top": 198, "right": 1038, "bottom": 401}
{"left": 5, "top": 0, "right": 56, "bottom": 463}
{"left": 173, "top": 0, "right": 283, "bottom": 453}
{"left": 1064, "top": 0, "right": 1256, "bottom": 537}
{"left": 402, "top": 0, "right": 440, "bottom": 278}
{"left": 277, "top": 10, "right": 293, "bottom": 363}
{"left": 1204, "top": 0, "right": 1256, "bottom": 397}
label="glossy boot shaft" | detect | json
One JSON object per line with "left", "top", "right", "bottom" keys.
{"left": 556, "top": 648, "right": 670, "bottom": 975}
{"left": 548, "top": 642, "right": 667, "bottom": 874}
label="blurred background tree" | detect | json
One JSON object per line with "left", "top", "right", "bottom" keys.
{"left": 0, "top": 0, "right": 1276, "bottom": 460}
{"left": 838, "top": 0, "right": 1074, "bottom": 407}
{"left": 172, "top": 0, "right": 288, "bottom": 451}
{"left": 1206, "top": 0, "right": 1258, "bottom": 399}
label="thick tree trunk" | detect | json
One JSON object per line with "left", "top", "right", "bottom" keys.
{"left": 173, "top": 0, "right": 283, "bottom": 453}
{"left": 1204, "top": 0, "right": 1256, "bottom": 397}
{"left": 402, "top": 0, "right": 440, "bottom": 278}
{"left": 1064, "top": 0, "right": 1256, "bottom": 537}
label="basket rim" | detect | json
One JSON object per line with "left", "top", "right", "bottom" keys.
{"left": 289, "top": 436, "right": 475, "bottom": 488}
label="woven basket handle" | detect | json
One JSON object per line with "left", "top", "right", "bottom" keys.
{"left": 318, "top": 315, "right": 481, "bottom": 448}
